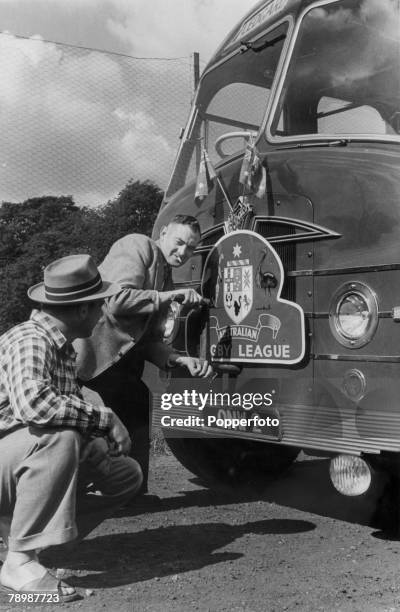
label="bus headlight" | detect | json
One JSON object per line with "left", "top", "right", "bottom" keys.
{"left": 162, "top": 300, "right": 181, "bottom": 342}
{"left": 329, "top": 282, "right": 378, "bottom": 348}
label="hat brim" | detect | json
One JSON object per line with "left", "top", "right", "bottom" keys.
{"left": 27, "top": 280, "right": 121, "bottom": 305}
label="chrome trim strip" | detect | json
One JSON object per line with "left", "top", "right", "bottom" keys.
{"left": 305, "top": 312, "right": 392, "bottom": 318}
{"left": 313, "top": 354, "right": 400, "bottom": 362}
{"left": 288, "top": 263, "right": 400, "bottom": 277}
{"left": 153, "top": 401, "right": 400, "bottom": 454}
{"left": 251, "top": 215, "right": 341, "bottom": 242}
{"left": 200, "top": 223, "right": 226, "bottom": 240}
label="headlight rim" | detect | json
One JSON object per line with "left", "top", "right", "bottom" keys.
{"left": 162, "top": 300, "right": 181, "bottom": 343}
{"left": 329, "top": 281, "right": 379, "bottom": 349}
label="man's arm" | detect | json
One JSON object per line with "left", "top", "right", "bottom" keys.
{"left": 102, "top": 235, "right": 161, "bottom": 317}
{"left": 109, "top": 288, "right": 206, "bottom": 317}
{"left": 158, "top": 289, "right": 207, "bottom": 307}
{"left": 141, "top": 341, "right": 212, "bottom": 378}
{"left": 102, "top": 235, "right": 206, "bottom": 317}
{"left": 166, "top": 353, "right": 213, "bottom": 378}
{"left": 7, "top": 336, "right": 113, "bottom": 437}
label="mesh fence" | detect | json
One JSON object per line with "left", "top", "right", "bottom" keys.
{"left": 0, "top": 33, "right": 198, "bottom": 206}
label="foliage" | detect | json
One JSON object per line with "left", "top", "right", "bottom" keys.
{"left": 0, "top": 180, "right": 163, "bottom": 334}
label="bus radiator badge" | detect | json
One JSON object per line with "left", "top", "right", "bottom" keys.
{"left": 202, "top": 230, "right": 305, "bottom": 364}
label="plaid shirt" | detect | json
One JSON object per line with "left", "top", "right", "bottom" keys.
{"left": 0, "top": 309, "right": 113, "bottom": 437}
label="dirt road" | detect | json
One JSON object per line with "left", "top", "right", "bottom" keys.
{"left": 1, "top": 451, "right": 400, "bottom": 612}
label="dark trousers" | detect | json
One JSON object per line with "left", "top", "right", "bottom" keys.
{"left": 85, "top": 353, "right": 151, "bottom": 493}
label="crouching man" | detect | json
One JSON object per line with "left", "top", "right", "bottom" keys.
{"left": 0, "top": 255, "right": 142, "bottom": 601}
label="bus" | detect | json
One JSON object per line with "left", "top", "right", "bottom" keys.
{"left": 152, "top": 0, "right": 400, "bottom": 497}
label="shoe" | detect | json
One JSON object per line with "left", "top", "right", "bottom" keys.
{"left": 0, "top": 540, "right": 6, "bottom": 565}
{"left": 123, "top": 493, "right": 162, "bottom": 509}
{"left": 0, "top": 571, "right": 81, "bottom": 603}
{"left": 137, "top": 493, "right": 161, "bottom": 503}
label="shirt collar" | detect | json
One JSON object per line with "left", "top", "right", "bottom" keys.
{"left": 30, "top": 309, "right": 69, "bottom": 351}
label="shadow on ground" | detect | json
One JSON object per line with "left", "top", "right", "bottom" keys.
{"left": 116, "top": 457, "right": 387, "bottom": 529}
{"left": 41, "top": 518, "right": 315, "bottom": 589}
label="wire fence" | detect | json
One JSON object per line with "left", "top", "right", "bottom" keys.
{"left": 0, "top": 32, "right": 198, "bottom": 207}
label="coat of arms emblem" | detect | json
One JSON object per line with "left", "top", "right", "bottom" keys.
{"left": 202, "top": 230, "right": 305, "bottom": 365}
{"left": 223, "top": 243, "right": 253, "bottom": 324}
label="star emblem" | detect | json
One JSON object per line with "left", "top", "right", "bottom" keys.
{"left": 233, "top": 243, "right": 242, "bottom": 258}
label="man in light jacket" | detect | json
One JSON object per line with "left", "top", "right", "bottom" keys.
{"left": 75, "top": 215, "right": 212, "bottom": 494}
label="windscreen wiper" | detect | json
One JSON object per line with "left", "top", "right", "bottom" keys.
{"left": 240, "top": 33, "right": 286, "bottom": 54}
{"left": 276, "top": 139, "right": 350, "bottom": 150}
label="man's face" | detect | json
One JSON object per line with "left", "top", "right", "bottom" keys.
{"left": 159, "top": 222, "right": 200, "bottom": 267}
{"left": 79, "top": 300, "right": 104, "bottom": 337}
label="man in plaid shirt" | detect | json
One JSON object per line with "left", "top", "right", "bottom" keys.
{"left": 0, "top": 255, "right": 143, "bottom": 601}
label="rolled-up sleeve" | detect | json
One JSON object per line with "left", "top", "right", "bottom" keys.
{"left": 5, "top": 337, "right": 113, "bottom": 436}
{"left": 107, "top": 287, "right": 160, "bottom": 316}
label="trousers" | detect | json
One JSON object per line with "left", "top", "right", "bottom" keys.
{"left": 85, "top": 353, "right": 150, "bottom": 493}
{"left": 0, "top": 426, "right": 142, "bottom": 552}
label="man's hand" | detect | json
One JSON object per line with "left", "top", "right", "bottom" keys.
{"left": 173, "top": 355, "right": 213, "bottom": 378}
{"left": 108, "top": 412, "right": 131, "bottom": 456}
{"left": 161, "top": 288, "right": 208, "bottom": 307}
{"left": 80, "top": 437, "right": 110, "bottom": 470}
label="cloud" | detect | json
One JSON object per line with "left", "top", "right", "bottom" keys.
{"left": 0, "top": 0, "right": 258, "bottom": 62}
{"left": 0, "top": 1, "right": 259, "bottom": 206}
{"left": 0, "top": 32, "right": 185, "bottom": 206}
{"left": 106, "top": 0, "right": 258, "bottom": 63}
{"left": 307, "top": 0, "right": 400, "bottom": 87}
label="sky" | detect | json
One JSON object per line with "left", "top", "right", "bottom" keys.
{"left": 0, "top": 0, "right": 259, "bottom": 206}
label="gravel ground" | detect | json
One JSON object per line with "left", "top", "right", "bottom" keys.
{"left": 1, "top": 450, "right": 399, "bottom": 612}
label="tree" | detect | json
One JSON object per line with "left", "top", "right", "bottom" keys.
{"left": 92, "top": 179, "right": 163, "bottom": 260}
{"left": 0, "top": 196, "right": 80, "bottom": 264}
{"left": 0, "top": 180, "right": 164, "bottom": 333}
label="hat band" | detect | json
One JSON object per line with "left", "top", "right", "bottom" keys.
{"left": 44, "top": 272, "right": 103, "bottom": 302}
